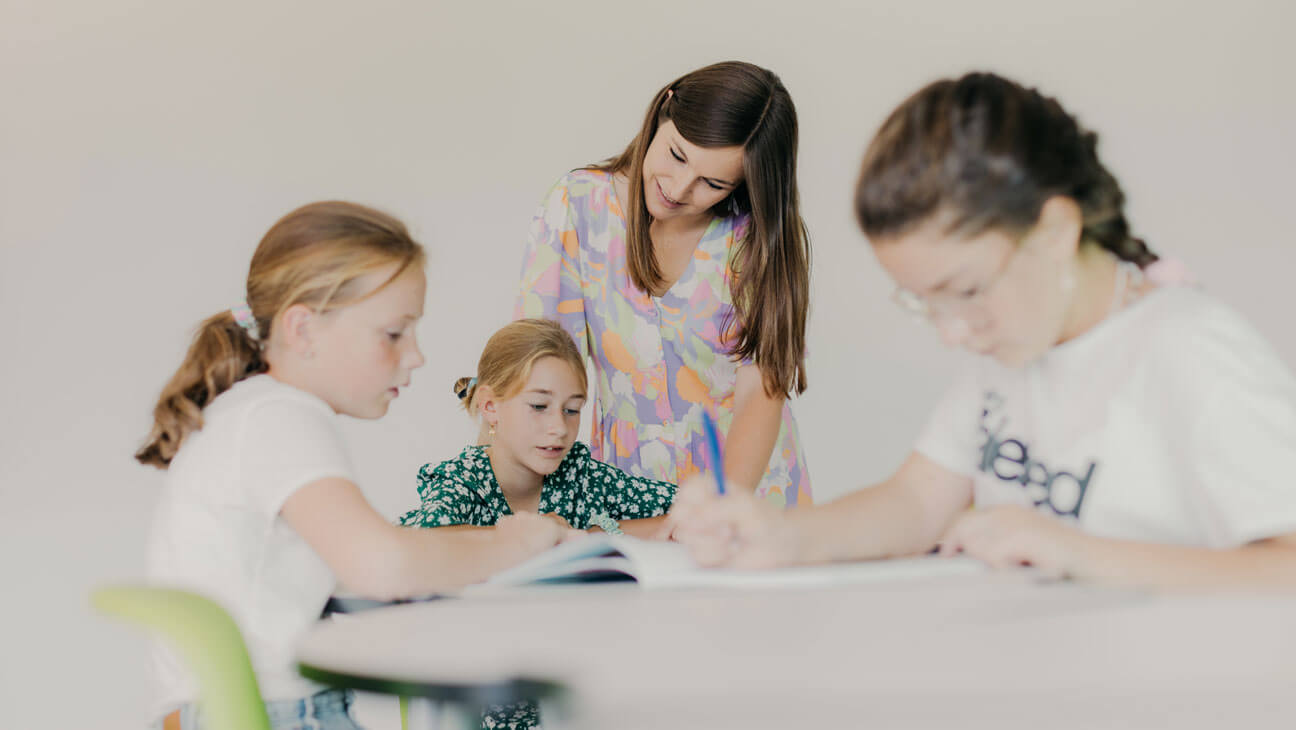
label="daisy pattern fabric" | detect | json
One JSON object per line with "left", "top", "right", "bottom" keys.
{"left": 398, "top": 442, "right": 675, "bottom": 530}
{"left": 398, "top": 441, "right": 676, "bottom": 730}
{"left": 515, "top": 169, "right": 812, "bottom": 507}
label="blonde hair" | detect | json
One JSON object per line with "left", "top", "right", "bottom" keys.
{"left": 136, "top": 201, "right": 425, "bottom": 469}
{"left": 454, "top": 319, "right": 586, "bottom": 414}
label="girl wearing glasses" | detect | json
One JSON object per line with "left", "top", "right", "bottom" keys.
{"left": 515, "top": 61, "right": 814, "bottom": 510}
{"left": 667, "top": 72, "right": 1296, "bottom": 588}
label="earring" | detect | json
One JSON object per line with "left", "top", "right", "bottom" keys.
{"left": 488, "top": 423, "right": 496, "bottom": 437}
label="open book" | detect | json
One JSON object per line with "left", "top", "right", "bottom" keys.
{"left": 475, "top": 534, "right": 986, "bottom": 591}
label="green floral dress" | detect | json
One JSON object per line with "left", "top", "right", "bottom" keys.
{"left": 398, "top": 441, "right": 676, "bottom": 730}
{"left": 399, "top": 441, "right": 676, "bottom": 530}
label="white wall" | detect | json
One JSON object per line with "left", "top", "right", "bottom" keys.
{"left": 3, "top": 1, "right": 1294, "bottom": 727}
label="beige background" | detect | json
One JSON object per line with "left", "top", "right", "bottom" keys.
{"left": 3, "top": 0, "right": 1294, "bottom": 728}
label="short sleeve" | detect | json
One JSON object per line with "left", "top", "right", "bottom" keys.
{"left": 397, "top": 461, "right": 488, "bottom": 527}
{"left": 580, "top": 451, "right": 677, "bottom": 521}
{"left": 1157, "top": 303, "right": 1296, "bottom": 547}
{"left": 913, "top": 372, "right": 985, "bottom": 478}
{"left": 238, "top": 397, "right": 354, "bottom": 518}
{"left": 515, "top": 176, "right": 590, "bottom": 360}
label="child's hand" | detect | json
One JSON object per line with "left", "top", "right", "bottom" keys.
{"left": 937, "top": 505, "right": 1086, "bottom": 578}
{"left": 495, "top": 512, "right": 575, "bottom": 552}
{"left": 662, "top": 476, "right": 794, "bottom": 569}
{"left": 539, "top": 512, "right": 574, "bottom": 530}
{"left": 559, "top": 529, "right": 591, "bottom": 544}
{"left": 535, "top": 512, "right": 590, "bottom": 543}
{"left": 653, "top": 476, "right": 716, "bottom": 542}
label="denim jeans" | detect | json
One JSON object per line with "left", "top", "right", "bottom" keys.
{"left": 153, "top": 688, "right": 362, "bottom": 730}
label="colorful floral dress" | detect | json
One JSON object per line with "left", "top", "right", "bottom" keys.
{"left": 515, "top": 169, "right": 812, "bottom": 506}
{"left": 398, "top": 441, "right": 675, "bottom": 730}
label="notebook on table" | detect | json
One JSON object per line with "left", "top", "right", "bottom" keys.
{"left": 472, "top": 534, "right": 986, "bottom": 591}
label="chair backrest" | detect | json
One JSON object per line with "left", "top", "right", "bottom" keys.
{"left": 91, "top": 585, "right": 271, "bottom": 730}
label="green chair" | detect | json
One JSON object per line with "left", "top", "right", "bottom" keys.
{"left": 91, "top": 584, "right": 271, "bottom": 730}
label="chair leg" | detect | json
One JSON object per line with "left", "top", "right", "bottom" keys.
{"left": 441, "top": 704, "right": 477, "bottom": 730}
{"left": 404, "top": 697, "right": 442, "bottom": 730}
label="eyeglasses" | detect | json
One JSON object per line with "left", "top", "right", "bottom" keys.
{"left": 891, "top": 239, "right": 1025, "bottom": 324}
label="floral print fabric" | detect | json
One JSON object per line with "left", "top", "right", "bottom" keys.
{"left": 515, "top": 169, "right": 812, "bottom": 507}
{"left": 398, "top": 441, "right": 675, "bottom": 530}
{"left": 398, "top": 440, "right": 676, "bottom": 730}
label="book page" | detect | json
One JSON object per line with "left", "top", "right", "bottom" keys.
{"left": 656, "top": 554, "right": 988, "bottom": 589}
{"left": 477, "top": 534, "right": 988, "bottom": 591}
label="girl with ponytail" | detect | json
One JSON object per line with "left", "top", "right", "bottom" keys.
{"left": 138, "top": 202, "right": 574, "bottom": 730}
{"left": 668, "top": 72, "right": 1296, "bottom": 590}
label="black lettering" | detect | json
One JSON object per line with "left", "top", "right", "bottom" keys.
{"left": 992, "top": 439, "right": 1028, "bottom": 482}
{"left": 973, "top": 390, "right": 1098, "bottom": 519}
{"left": 1044, "top": 462, "right": 1097, "bottom": 518}
{"left": 1022, "top": 460, "right": 1052, "bottom": 507}
{"left": 978, "top": 432, "right": 998, "bottom": 474}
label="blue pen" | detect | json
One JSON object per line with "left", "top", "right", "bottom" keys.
{"left": 701, "top": 410, "right": 726, "bottom": 495}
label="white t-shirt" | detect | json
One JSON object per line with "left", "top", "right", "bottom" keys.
{"left": 146, "top": 375, "right": 353, "bottom": 714}
{"left": 917, "top": 285, "right": 1296, "bottom": 548}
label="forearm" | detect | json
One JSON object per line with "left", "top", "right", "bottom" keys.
{"left": 285, "top": 479, "right": 556, "bottom": 600}
{"left": 613, "top": 515, "right": 668, "bottom": 538}
{"left": 355, "top": 525, "right": 537, "bottom": 599}
{"left": 724, "top": 377, "right": 784, "bottom": 492}
{"left": 792, "top": 481, "right": 957, "bottom": 565}
{"left": 1067, "top": 535, "right": 1296, "bottom": 590}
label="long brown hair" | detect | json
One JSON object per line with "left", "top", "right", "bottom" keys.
{"left": 594, "top": 61, "right": 810, "bottom": 398}
{"left": 454, "top": 318, "right": 587, "bottom": 415}
{"left": 855, "top": 72, "right": 1157, "bottom": 266}
{"left": 136, "top": 201, "right": 425, "bottom": 469}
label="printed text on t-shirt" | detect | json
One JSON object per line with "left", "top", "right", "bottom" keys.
{"left": 977, "top": 390, "right": 1097, "bottom": 518}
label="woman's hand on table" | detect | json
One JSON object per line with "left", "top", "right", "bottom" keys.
{"left": 660, "top": 476, "right": 799, "bottom": 569}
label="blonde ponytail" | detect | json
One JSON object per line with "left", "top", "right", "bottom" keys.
{"left": 136, "top": 201, "right": 424, "bottom": 469}
{"left": 135, "top": 311, "right": 265, "bottom": 468}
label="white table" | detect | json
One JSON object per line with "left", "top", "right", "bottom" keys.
{"left": 297, "top": 566, "right": 1296, "bottom": 729}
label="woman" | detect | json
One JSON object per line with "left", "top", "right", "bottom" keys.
{"left": 516, "top": 61, "right": 813, "bottom": 507}
{"left": 668, "top": 72, "right": 1296, "bottom": 588}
